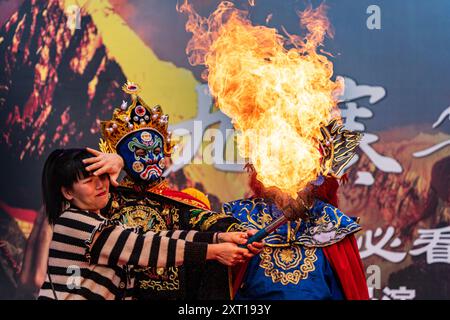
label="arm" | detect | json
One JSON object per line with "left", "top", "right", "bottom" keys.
{"left": 86, "top": 222, "right": 251, "bottom": 268}
{"left": 156, "top": 229, "right": 217, "bottom": 244}
{"left": 155, "top": 229, "right": 261, "bottom": 251}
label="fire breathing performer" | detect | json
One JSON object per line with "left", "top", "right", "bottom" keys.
{"left": 178, "top": 1, "right": 370, "bottom": 299}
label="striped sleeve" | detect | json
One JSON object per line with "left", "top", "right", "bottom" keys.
{"left": 85, "top": 221, "right": 209, "bottom": 268}
{"left": 155, "top": 230, "right": 218, "bottom": 244}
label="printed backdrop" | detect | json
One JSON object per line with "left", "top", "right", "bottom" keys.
{"left": 0, "top": 0, "right": 449, "bottom": 299}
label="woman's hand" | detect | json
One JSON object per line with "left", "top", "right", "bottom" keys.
{"left": 217, "top": 230, "right": 264, "bottom": 255}
{"left": 217, "top": 231, "right": 248, "bottom": 245}
{"left": 206, "top": 243, "right": 252, "bottom": 266}
{"left": 83, "top": 148, "right": 124, "bottom": 187}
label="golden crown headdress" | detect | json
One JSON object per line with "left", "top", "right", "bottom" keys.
{"left": 99, "top": 81, "right": 173, "bottom": 156}
{"left": 319, "top": 118, "right": 362, "bottom": 178}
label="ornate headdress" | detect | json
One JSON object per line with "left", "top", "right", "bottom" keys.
{"left": 99, "top": 81, "right": 173, "bottom": 156}
{"left": 318, "top": 118, "right": 362, "bottom": 178}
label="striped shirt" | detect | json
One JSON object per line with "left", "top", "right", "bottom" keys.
{"left": 38, "top": 208, "right": 218, "bottom": 300}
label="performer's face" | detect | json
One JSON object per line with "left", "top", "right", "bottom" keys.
{"left": 118, "top": 129, "right": 166, "bottom": 183}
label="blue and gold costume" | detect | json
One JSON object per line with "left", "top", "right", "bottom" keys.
{"left": 223, "top": 198, "right": 361, "bottom": 300}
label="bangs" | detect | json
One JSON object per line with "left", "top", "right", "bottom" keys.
{"left": 42, "top": 148, "right": 96, "bottom": 225}
{"left": 59, "top": 149, "right": 94, "bottom": 187}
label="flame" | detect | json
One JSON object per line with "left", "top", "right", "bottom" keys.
{"left": 180, "top": 1, "right": 342, "bottom": 198}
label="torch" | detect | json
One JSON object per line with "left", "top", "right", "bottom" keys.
{"left": 240, "top": 211, "right": 297, "bottom": 248}
{"left": 240, "top": 179, "right": 317, "bottom": 248}
{"left": 248, "top": 215, "right": 285, "bottom": 242}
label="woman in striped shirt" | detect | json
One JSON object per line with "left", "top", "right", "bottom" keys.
{"left": 38, "top": 149, "right": 259, "bottom": 300}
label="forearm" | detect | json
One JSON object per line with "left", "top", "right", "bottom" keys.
{"left": 87, "top": 224, "right": 209, "bottom": 268}
{"left": 156, "top": 230, "right": 218, "bottom": 244}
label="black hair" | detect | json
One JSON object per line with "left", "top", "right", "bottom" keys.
{"left": 41, "top": 148, "right": 94, "bottom": 225}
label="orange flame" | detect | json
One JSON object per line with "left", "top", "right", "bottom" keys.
{"left": 179, "top": 1, "right": 342, "bottom": 198}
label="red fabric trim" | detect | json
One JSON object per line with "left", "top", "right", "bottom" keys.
{"left": 230, "top": 260, "right": 250, "bottom": 299}
{"left": 159, "top": 188, "right": 210, "bottom": 210}
{"left": 314, "top": 176, "right": 340, "bottom": 207}
{"left": 0, "top": 200, "right": 38, "bottom": 223}
{"left": 323, "top": 235, "right": 369, "bottom": 300}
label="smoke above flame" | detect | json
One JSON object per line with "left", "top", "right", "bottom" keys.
{"left": 179, "top": 1, "right": 342, "bottom": 198}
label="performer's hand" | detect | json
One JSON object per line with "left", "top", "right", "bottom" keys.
{"left": 83, "top": 148, "right": 124, "bottom": 187}
{"left": 207, "top": 243, "right": 252, "bottom": 266}
{"left": 246, "top": 242, "right": 264, "bottom": 255}
{"left": 245, "top": 229, "right": 264, "bottom": 255}
{"left": 218, "top": 231, "right": 263, "bottom": 257}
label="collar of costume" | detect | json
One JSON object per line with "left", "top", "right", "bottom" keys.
{"left": 118, "top": 176, "right": 210, "bottom": 210}
{"left": 224, "top": 198, "right": 361, "bottom": 247}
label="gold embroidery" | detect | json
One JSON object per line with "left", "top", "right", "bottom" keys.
{"left": 118, "top": 205, "right": 167, "bottom": 232}
{"left": 276, "top": 248, "right": 300, "bottom": 269}
{"left": 171, "top": 207, "right": 180, "bottom": 229}
{"left": 236, "top": 198, "right": 361, "bottom": 248}
{"left": 189, "top": 210, "right": 212, "bottom": 228}
{"left": 202, "top": 213, "right": 231, "bottom": 231}
{"left": 156, "top": 267, "right": 165, "bottom": 275}
{"left": 189, "top": 210, "right": 231, "bottom": 231}
{"left": 259, "top": 212, "right": 273, "bottom": 225}
{"left": 110, "top": 191, "right": 183, "bottom": 291}
{"left": 259, "top": 246, "right": 317, "bottom": 285}
{"left": 246, "top": 200, "right": 272, "bottom": 229}
{"left": 226, "top": 223, "right": 247, "bottom": 232}
{"left": 138, "top": 267, "right": 180, "bottom": 291}
{"left": 147, "top": 179, "right": 170, "bottom": 194}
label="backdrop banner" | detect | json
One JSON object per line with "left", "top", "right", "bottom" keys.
{"left": 0, "top": 0, "right": 449, "bottom": 300}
